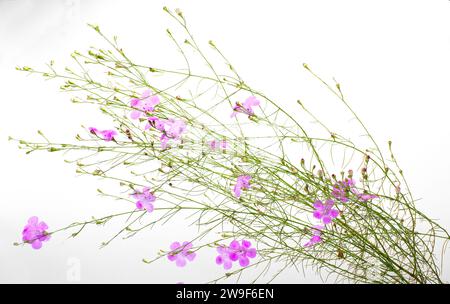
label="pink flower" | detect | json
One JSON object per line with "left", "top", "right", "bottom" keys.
{"left": 313, "top": 199, "right": 339, "bottom": 225}
{"left": 163, "top": 118, "right": 187, "bottom": 140}
{"left": 331, "top": 178, "right": 355, "bottom": 202}
{"left": 89, "top": 127, "right": 117, "bottom": 142}
{"left": 215, "top": 240, "right": 257, "bottom": 269}
{"left": 146, "top": 116, "right": 165, "bottom": 131}
{"left": 146, "top": 117, "right": 186, "bottom": 149}
{"left": 208, "top": 139, "right": 228, "bottom": 151}
{"left": 231, "top": 96, "right": 260, "bottom": 118}
{"left": 355, "top": 192, "right": 378, "bottom": 202}
{"left": 167, "top": 241, "right": 196, "bottom": 267}
{"left": 131, "top": 187, "right": 156, "bottom": 213}
{"left": 22, "top": 216, "right": 50, "bottom": 250}
{"left": 303, "top": 225, "right": 324, "bottom": 248}
{"left": 332, "top": 177, "right": 378, "bottom": 202}
{"left": 130, "top": 90, "right": 160, "bottom": 119}
{"left": 233, "top": 175, "right": 252, "bottom": 198}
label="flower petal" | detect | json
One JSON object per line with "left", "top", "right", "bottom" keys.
{"left": 167, "top": 254, "right": 177, "bottom": 262}
{"left": 330, "top": 209, "right": 339, "bottom": 218}
{"left": 130, "top": 110, "right": 141, "bottom": 119}
{"left": 175, "top": 256, "right": 187, "bottom": 267}
{"left": 185, "top": 252, "right": 196, "bottom": 261}
{"left": 322, "top": 215, "right": 332, "bottom": 225}
{"left": 238, "top": 256, "right": 250, "bottom": 267}
{"left": 170, "top": 241, "right": 181, "bottom": 250}
{"left": 28, "top": 216, "right": 38, "bottom": 225}
{"left": 130, "top": 98, "right": 140, "bottom": 107}
{"left": 229, "top": 240, "right": 240, "bottom": 250}
{"left": 144, "top": 203, "right": 154, "bottom": 213}
{"left": 313, "top": 200, "right": 323, "bottom": 210}
{"left": 241, "top": 240, "right": 251, "bottom": 248}
{"left": 31, "top": 239, "right": 42, "bottom": 250}
{"left": 246, "top": 248, "right": 257, "bottom": 258}
{"left": 223, "top": 260, "right": 232, "bottom": 270}
{"left": 229, "top": 252, "right": 239, "bottom": 261}
{"left": 182, "top": 242, "right": 193, "bottom": 251}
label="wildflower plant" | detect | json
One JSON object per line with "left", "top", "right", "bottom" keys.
{"left": 12, "top": 7, "right": 450, "bottom": 283}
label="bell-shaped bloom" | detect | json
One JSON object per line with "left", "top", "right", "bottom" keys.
{"left": 130, "top": 90, "right": 160, "bottom": 119}
{"left": 167, "top": 241, "right": 196, "bottom": 267}
{"left": 22, "top": 216, "right": 51, "bottom": 250}
{"left": 355, "top": 192, "right": 378, "bottom": 202}
{"left": 88, "top": 127, "right": 117, "bottom": 142}
{"left": 303, "top": 225, "right": 324, "bottom": 248}
{"left": 231, "top": 96, "right": 260, "bottom": 118}
{"left": 131, "top": 187, "right": 156, "bottom": 213}
{"left": 233, "top": 175, "right": 252, "bottom": 198}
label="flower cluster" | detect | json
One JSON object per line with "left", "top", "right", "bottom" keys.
{"left": 22, "top": 216, "right": 50, "bottom": 250}
{"left": 215, "top": 240, "right": 257, "bottom": 269}
{"left": 332, "top": 178, "right": 378, "bottom": 202}
{"left": 305, "top": 174, "right": 378, "bottom": 247}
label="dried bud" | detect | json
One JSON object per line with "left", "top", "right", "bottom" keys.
{"left": 174, "top": 8, "right": 183, "bottom": 16}
{"left": 317, "top": 169, "right": 324, "bottom": 178}
{"left": 348, "top": 169, "right": 354, "bottom": 178}
{"left": 395, "top": 183, "right": 401, "bottom": 194}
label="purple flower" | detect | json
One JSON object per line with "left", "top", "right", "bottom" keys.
{"left": 167, "top": 241, "right": 196, "bottom": 267}
{"left": 146, "top": 116, "right": 166, "bottom": 131}
{"left": 89, "top": 127, "right": 117, "bottom": 142}
{"left": 208, "top": 139, "right": 228, "bottom": 151}
{"left": 312, "top": 199, "right": 339, "bottom": 225}
{"left": 355, "top": 192, "right": 378, "bottom": 202}
{"left": 231, "top": 96, "right": 260, "bottom": 118}
{"left": 22, "top": 216, "right": 50, "bottom": 250}
{"left": 131, "top": 187, "right": 156, "bottom": 213}
{"left": 163, "top": 118, "right": 187, "bottom": 140}
{"left": 331, "top": 178, "right": 355, "bottom": 202}
{"left": 130, "top": 90, "right": 160, "bottom": 119}
{"left": 215, "top": 240, "right": 257, "bottom": 269}
{"left": 303, "top": 225, "right": 324, "bottom": 248}
{"left": 146, "top": 117, "right": 187, "bottom": 149}
{"left": 233, "top": 175, "right": 252, "bottom": 198}
{"left": 332, "top": 177, "right": 378, "bottom": 202}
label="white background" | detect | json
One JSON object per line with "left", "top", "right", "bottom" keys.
{"left": 0, "top": 0, "right": 449, "bottom": 283}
